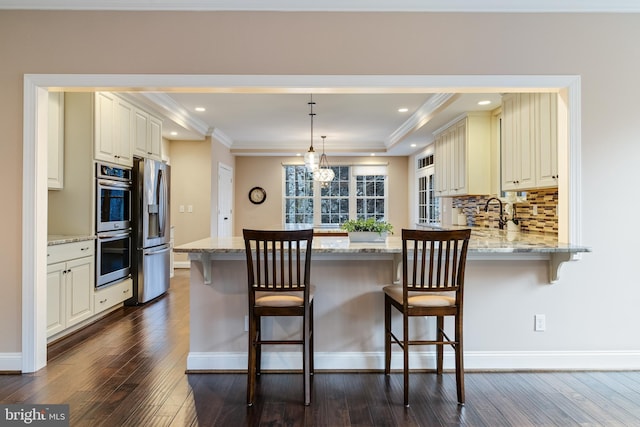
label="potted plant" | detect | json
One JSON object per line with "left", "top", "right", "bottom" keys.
{"left": 341, "top": 217, "right": 394, "bottom": 242}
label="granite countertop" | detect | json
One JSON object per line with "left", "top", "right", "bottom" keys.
{"left": 48, "top": 234, "right": 96, "bottom": 246}
{"left": 174, "top": 228, "right": 591, "bottom": 255}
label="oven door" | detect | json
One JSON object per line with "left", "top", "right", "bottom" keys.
{"left": 96, "top": 179, "right": 131, "bottom": 233}
{"left": 96, "top": 231, "right": 131, "bottom": 288}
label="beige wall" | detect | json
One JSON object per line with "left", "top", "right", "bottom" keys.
{"left": 234, "top": 156, "right": 409, "bottom": 235}
{"left": 169, "top": 138, "right": 212, "bottom": 264}
{"left": 2, "top": 11, "right": 640, "bottom": 360}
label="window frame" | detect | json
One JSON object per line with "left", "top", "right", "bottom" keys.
{"left": 283, "top": 164, "right": 389, "bottom": 229}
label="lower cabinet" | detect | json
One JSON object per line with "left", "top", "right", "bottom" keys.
{"left": 47, "top": 242, "right": 95, "bottom": 338}
{"left": 94, "top": 278, "right": 133, "bottom": 315}
{"left": 47, "top": 240, "right": 134, "bottom": 339}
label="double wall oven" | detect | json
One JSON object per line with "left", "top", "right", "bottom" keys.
{"left": 96, "top": 163, "right": 132, "bottom": 288}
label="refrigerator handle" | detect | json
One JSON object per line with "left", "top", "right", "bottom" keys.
{"left": 144, "top": 245, "right": 170, "bottom": 256}
{"left": 157, "top": 168, "right": 166, "bottom": 237}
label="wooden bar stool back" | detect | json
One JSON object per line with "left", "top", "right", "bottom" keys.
{"left": 383, "top": 228, "right": 471, "bottom": 406}
{"left": 242, "top": 228, "right": 314, "bottom": 406}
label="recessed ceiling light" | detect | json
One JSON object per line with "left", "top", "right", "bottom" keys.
{"left": 195, "top": 107, "right": 206, "bottom": 112}
{"left": 477, "top": 100, "right": 491, "bottom": 106}
{"left": 398, "top": 108, "right": 409, "bottom": 113}
{"left": 370, "top": 153, "right": 376, "bottom": 156}
{"left": 410, "top": 143, "right": 417, "bottom": 147}
{"left": 170, "top": 131, "right": 178, "bottom": 136}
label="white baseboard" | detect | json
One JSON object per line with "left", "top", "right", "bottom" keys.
{"left": 187, "top": 350, "right": 640, "bottom": 372}
{"left": 0, "top": 353, "right": 23, "bottom": 372}
{"left": 174, "top": 261, "right": 191, "bottom": 269}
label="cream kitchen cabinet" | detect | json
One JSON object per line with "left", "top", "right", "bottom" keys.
{"left": 94, "top": 92, "right": 134, "bottom": 167}
{"left": 48, "top": 92, "right": 64, "bottom": 190}
{"left": 47, "top": 241, "right": 95, "bottom": 338}
{"left": 501, "top": 93, "right": 558, "bottom": 191}
{"left": 534, "top": 93, "right": 559, "bottom": 188}
{"left": 94, "top": 278, "right": 132, "bottom": 315}
{"left": 133, "top": 107, "right": 163, "bottom": 161}
{"left": 434, "top": 112, "right": 491, "bottom": 197}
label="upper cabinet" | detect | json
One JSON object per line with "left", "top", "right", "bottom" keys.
{"left": 434, "top": 112, "right": 492, "bottom": 197}
{"left": 94, "top": 92, "right": 163, "bottom": 166}
{"left": 501, "top": 93, "right": 558, "bottom": 191}
{"left": 94, "top": 92, "right": 134, "bottom": 167}
{"left": 133, "top": 106, "right": 163, "bottom": 161}
{"left": 48, "top": 92, "right": 65, "bottom": 190}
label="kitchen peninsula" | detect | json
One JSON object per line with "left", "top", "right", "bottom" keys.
{"left": 175, "top": 230, "right": 590, "bottom": 372}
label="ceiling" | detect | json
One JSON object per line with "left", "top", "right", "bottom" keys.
{"left": 124, "top": 91, "right": 502, "bottom": 156}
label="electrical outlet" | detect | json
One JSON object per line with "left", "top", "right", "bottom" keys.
{"left": 187, "top": 205, "right": 193, "bottom": 213}
{"left": 534, "top": 314, "right": 546, "bottom": 332}
{"left": 532, "top": 205, "right": 538, "bottom": 216}
{"left": 179, "top": 205, "right": 185, "bottom": 213}
{"left": 244, "top": 315, "right": 249, "bottom": 332}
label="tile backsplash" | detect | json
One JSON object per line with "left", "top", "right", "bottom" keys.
{"left": 452, "top": 188, "right": 558, "bottom": 235}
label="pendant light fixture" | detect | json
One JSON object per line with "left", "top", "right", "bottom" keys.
{"left": 313, "top": 135, "right": 335, "bottom": 187}
{"left": 304, "top": 95, "right": 319, "bottom": 172}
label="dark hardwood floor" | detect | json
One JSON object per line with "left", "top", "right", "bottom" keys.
{"left": 2, "top": 269, "right": 640, "bottom": 426}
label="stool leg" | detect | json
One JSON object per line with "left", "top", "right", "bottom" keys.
{"left": 247, "top": 312, "right": 257, "bottom": 406}
{"left": 436, "top": 316, "right": 444, "bottom": 375}
{"left": 455, "top": 313, "right": 465, "bottom": 404}
{"left": 384, "top": 295, "right": 391, "bottom": 375}
{"left": 403, "top": 310, "right": 410, "bottom": 407}
{"left": 256, "top": 315, "right": 262, "bottom": 375}
{"left": 310, "top": 300, "right": 314, "bottom": 375}
{"left": 303, "top": 305, "right": 311, "bottom": 405}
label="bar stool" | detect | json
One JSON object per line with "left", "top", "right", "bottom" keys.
{"left": 242, "top": 228, "right": 314, "bottom": 406}
{"left": 383, "top": 228, "right": 471, "bottom": 406}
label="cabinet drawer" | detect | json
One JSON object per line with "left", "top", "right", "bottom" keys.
{"left": 94, "top": 278, "right": 132, "bottom": 314}
{"left": 47, "top": 240, "right": 95, "bottom": 265}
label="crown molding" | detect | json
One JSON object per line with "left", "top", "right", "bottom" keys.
{"left": 386, "top": 93, "right": 458, "bottom": 149}
{"left": 122, "top": 92, "right": 210, "bottom": 138}
{"left": 2, "top": 0, "right": 640, "bottom": 12}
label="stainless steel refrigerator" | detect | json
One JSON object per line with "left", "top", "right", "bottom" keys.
{"left": 127, "top": 157, "right": 171, "bottom": 304}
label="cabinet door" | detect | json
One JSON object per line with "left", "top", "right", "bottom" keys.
{"left": 47, "top": 262, "right": 66, "bottom": 337}
{"left": 434, "top": 134, "right": 449, "bottom": 196}
{"left": 535, "top": 93, "right": 559, "bottom": 188}
{"left": 149, "top": 115, "right": 163, "bottom": 160}
{"left": 501, "top": 95, "right": 518, "bottom": 191}
{"left": 501, "top": 94, "right": 536, "bottom": 191}
{"left": 47, "top": 92, "right": 64, "bottom": 189}
{"left": 94, "top": 92, "right": 117, "bottom": 163}
{"left": 517, "top": 94, "right": 536, "bottom": 189}
{"left": 115, "top": 98, "right": 134, "bottom": 167}
{"left": 134, "top": 107, "right": 149, "bottom": 158}
{"left": 451, "top": 120, "right": 467, "bottom": 194}
{"left": 65, "top": 256, "right": 94, "bottom": 327}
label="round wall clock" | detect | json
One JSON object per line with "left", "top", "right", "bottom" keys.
{"left": 248, "top": 186, "right": 267, "bottom": 205}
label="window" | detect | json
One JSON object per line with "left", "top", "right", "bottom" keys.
{"left": 356, "top": 175, "right": 386, "bottom": 221}
{"left": 284, "top": 164, "right": 388, "bottom": 228}
{"left": 320, "top": 166, "right": 349, "bottom": 225}
{"left": 284, "top": 165, "right": 314, "bottom": 227}
{"left": 417, "top": 154, "right": 439, "bottom": 225}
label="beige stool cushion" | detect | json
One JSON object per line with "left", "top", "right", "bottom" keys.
{"left": 255, "top": 285, "right": 315, "bottom": 307}
{"left": 383, "top": 285, "right": 455, "bottom": 307}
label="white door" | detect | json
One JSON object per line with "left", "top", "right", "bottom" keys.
{"left": 217, "top": 163, "right": 233, "bottom": 237}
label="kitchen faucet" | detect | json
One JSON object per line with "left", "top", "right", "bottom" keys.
{"left": 484, "top": 197, "right": 507, "bottom": 230}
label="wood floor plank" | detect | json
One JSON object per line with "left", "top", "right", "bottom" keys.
{"left": 3, "top": 269, "right": 640, "bottom": 426}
